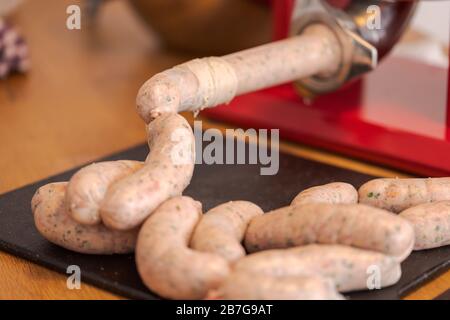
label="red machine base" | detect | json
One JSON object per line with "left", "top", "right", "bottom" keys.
{"left": 203, "top": 57, "right": 450, "bottom": 177}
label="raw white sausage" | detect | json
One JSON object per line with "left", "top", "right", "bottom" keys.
{"left": 32, "top": 182, "right": 138, "bottom": 254}
{"left": 234, "top": 245, "right": 401, "bottom": 292}
{"left": 359, "top": 178, "right": 450, "bottom": 213}
{"left": 211, "top": 272, "right": 344, "bottom": 300}
{"left": 66, "top": 161, "right": 144, "bottom": 225}
{"left": 190, "top": 201, "right": 263, "bottom": 262}
{"left": 135, "top": 196, "right": 230, "bottom": 300}
{"left": 100, "top": 113, "right": 195, "bottom": 230}
{"left": 400, "top": 201, "right": 450, "bottom": 250}
{"left": 244, "top": 203, "right": 415, "bottom": 261}
{"left": 292, "top": 182, "right": 358, "bottom": 206}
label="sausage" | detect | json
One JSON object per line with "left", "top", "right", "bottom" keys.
{"left": 291, "top": 182, "right": 358, "bottom": 206}
{"left": 32, "top": 182, "right": 137, "bottom": 254}
{"left": 400, "top": 201, "right": 450, "bottom": 250}
{"left": 135, "top": 196, "right": 230, "bottom": 300}
{"left": 211, "top": 272, "right": 344, "bottom": 300}
{"left": 100, "top": 113, "right": 195, "bottom": 230}
{"left": 136, "top": 25, "right": 340, "bottom": 123}
{"left": 66, "top": 161, "right": 144, "bottom": 225}
{"left": 244, "top": 203, "right": 414, "bottom": 261}
{"left": 233, "top": 245, "right": 401, "bottom": 292}
{"left": 359, "top": 178, "right": 450, "bottom": 213}
{"left": 190, "top": 201, "right": 263, "bottom": 262}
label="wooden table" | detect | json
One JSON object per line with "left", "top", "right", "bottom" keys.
{"left": 0, "top": 0, "right": 448, "bottom": 300}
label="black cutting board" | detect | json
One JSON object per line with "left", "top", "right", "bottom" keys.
{"left": 0, "top": 143, "right": 449, "bottom": 300}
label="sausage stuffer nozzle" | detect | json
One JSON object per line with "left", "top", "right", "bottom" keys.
{"left": 291, "top": 0, "right": 417, "bottom": 95}
{"left": 136, "top": 0, "right": 417, "bottom": 122}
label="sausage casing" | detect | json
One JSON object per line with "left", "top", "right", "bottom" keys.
{"left": 400, "top": 201, "right": 450, "bottom": 250}
{"left": 66, "top": 160, "right": 144, "bottom": 225}
{"left": 244, "top": 203, "right": 414, "bottom": 261}
{"left": 190, "top": 201, "right": 263, "bottom": 262}
{"left": 135, "top": 196, "right": 230, "bottom": 300}
{"left": 234, "top": 245, "right": 401, "bottom": 292}
{"left": 101, "top": 114, "right": 195, "bottom": 230}
{"left": 211, "top": 272, "right": 343, "bottom": 300}
{"left": 359, "top": 178, "right": 450, "bottom": 213}
{"left": 32, "top": 182, "right": 138, "bottom": 254}
{"left": 291, "top": 182, "right": 358, "bottom": 206}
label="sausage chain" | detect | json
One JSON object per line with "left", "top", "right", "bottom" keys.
{"left": 100, "top": 113, "right": 195, "bottom": 230}
{"left": 66, "top": 160, "right": 144, "bottom": 226}
{"left": 30, "top": 19, "right": 450, "bottom": 299}
{"left": 31, "top": 113, "right": 195, "bottom": 253}
{"left": 136, "top": 196, "right": 230, "bottom": 300}
{"left": 32, "top": 182, "right": 138, "bottom": 255}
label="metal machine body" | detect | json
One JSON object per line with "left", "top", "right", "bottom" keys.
{"left": 204, "top": 0, "right": 450, "bottom": 176}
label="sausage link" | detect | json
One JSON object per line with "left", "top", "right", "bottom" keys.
{"left": 32, "top": 182, "right": 137, "bottom": 254}
{"left": 66, "top": 161, "right": 144, "bottom": 225}
{"left": 100, "top": 113, "right": 195, "bottom": 230}
{"left": 400, "top": 201, "right": 450, "bottom": 250}
{"left": 190, "top": 201, "right": 263, "bottom": 262}
{"left": 359, "top": 178, "right": 450, "bottom": 213}
{"left": 244, "top": 203, "right": 414, "bottom": 261}
{"left": 211, "top": 272, "right": 343, "bottom": 300}
{"left": 234, "top": 245, "right": 401, "bottom": 292}
{"left": 291, "top": 182, "right": 358, "bottom": 206}
{"left": 135, "top": 196, "right": 230, "bottom": 300}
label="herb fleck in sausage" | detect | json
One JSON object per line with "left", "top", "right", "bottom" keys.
{"left": 190, "top": 201, "right": 263, "bottom": 262}
{"left": 136, "top": 196, "right": 230, "bottom": 300}
{"left": 359, "top": 178, "right": 450, "bottom": 213}
{"left": 32, "top": 182, "right": 138, "bottom": 254}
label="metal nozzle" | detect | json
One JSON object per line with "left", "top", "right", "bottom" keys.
{"left": 292, "top": 0, "right": 417, "bottom": 95}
